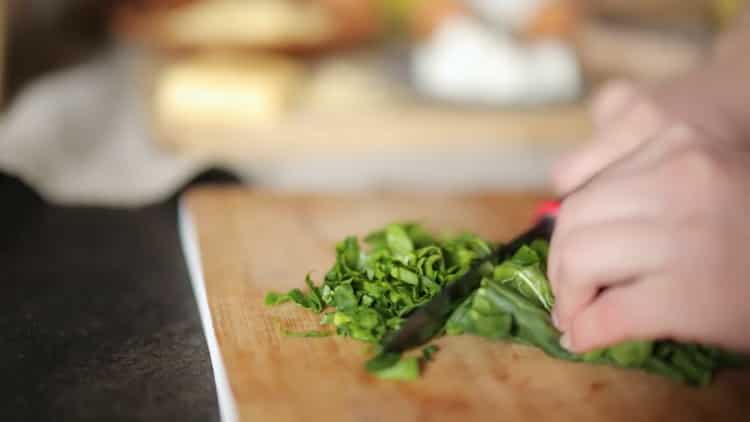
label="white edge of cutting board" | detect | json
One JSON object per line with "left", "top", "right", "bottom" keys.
{"left": 177, "top": 198, "right": 238, "bottom": 422}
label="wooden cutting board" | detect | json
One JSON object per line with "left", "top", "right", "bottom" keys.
{"left": 184, "top": 187, "right": 750, "bottom": 422}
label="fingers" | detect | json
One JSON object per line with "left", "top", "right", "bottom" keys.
{"left": 549, "top": 221, "right": 668, "bottom": 333}
{"left": 550, "top": 177, "right": 660, "bottom": 244}
{"left": 591, "top": 80, "right": 641, "bottom": 129}
{"left": 551, "top": 124, "right": 699, "bottom": 254}
{"left": 549, "top": 126, "right": 700, "bottom": 333}
{"left": 562, "top": 278, "right": 681, "bottom": 352}
{"left": 552, "top": 90, "right": 669, "bottom": 195}
{"left": 548, "top": 171, "right": 663, "bottom": 296}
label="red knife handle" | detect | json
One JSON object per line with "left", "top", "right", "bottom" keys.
{"left": 534, "top": 200, "right": 561, "bottom": 222}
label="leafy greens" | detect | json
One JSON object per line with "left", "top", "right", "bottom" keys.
{"left": 266, "top": 223, "right": 743, "bottom": 385}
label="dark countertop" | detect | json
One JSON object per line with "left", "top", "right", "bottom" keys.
{"left": 0, "top": 171, "right": 235, "bottom": 421}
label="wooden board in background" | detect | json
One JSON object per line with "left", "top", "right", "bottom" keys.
{"left": 185, "top": 187, "right": 750, "bottom": 422}
{"left": 158, "top": 103, "right": 591, "bottom": 161}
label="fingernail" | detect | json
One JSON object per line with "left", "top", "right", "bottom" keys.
{"left": 552, "top": 312, "right": 561, "bottom": 330}
{"left": 560, "top": 333, "right": 572, "bottom": 351}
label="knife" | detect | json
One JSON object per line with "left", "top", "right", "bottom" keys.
{"left": 381, "top": 200, "right": 561, "bottom": 354}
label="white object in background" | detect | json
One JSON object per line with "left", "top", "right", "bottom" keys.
{"left": 466, "top": 0, "right": 544, "bottom": 30}
{"left": 0, "top": 46, "right": 206, "bottom": 206}
{"left": 412, "top": 16, "right": 581, "bottom": 106}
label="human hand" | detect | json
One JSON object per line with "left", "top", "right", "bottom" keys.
{"left": 554, "top": 75, "right": 749, "bottom": 194}
{"left": 548, "top": 81, "right": 750, "bottom": 354}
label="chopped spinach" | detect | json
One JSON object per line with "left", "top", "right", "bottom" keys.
{"left": 282, "top": 330, "right": 333, "bottom": 338}
{"left": 421, "top": 345, "right": 439, "bottom": 362}
{"left": 266, "top": 223, "right": 743, "bottom": 385}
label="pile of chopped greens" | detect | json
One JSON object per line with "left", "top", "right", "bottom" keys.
{"left": 266, "top": 223, "right": 743, "bottom": 386}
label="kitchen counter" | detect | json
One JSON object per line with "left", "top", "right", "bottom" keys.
{"left": 0, "top": 171, "right": 231, "bottom": 421}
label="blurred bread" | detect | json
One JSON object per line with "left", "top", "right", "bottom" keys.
{"left": 411, "top": 0, "right": 467, "bottom": 39}
{"left": 155, "top": 53, "right": 306, "bottom": 131}
{"left": 116, "top": 0, "right": 379, "bottom": 53}
{"left": 317, "top": 0, "right": 382, "bottom": 47}
{"left": 524, "top": 0, "right": 580, "bottom": 40}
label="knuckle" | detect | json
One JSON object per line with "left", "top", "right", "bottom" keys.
{"left": 664, "top": 143, "right": 732, "bottom": 211}
{"left": 629, "top": 98, "right": 667, "bottom": 127}
{"left": 592, "top": 80, "right": 639, "bottom": 115}
{"left": 675, "top": 143, "right": 722, "bottom": 179}
{"left": 554, "top": 232, "right": 588, "bottom": 287}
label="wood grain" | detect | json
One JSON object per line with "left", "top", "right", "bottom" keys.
{"left": 186, "top": 187, "right": 750, "bottom": 422}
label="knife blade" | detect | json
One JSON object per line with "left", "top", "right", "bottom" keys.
{"left": 380, "top": 137, "right": 646, "bottom": 355}
{"left": 381, "top": 206, "right": 558, "bottom": 355}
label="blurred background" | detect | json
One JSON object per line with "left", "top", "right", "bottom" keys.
{"left": 0, "top": 0, "right": 746, "bottom": 206}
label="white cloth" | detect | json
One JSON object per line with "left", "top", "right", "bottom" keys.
{"left": 0, "top": 45, "right": 207, "bottom": 207}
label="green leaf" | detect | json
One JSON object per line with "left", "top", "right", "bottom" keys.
{"left": 368, "top": 355, "right": 420, "bottom": 381}
{"left": 337, "top": 236, "right": 361, "bottom": 270}
{"left": 404, "top": 223, "right": 437, "bottom": 248}
{"left": 333, "top": 285, "right": 358, "bottom": 311}
{"left": 475, "top": 283, "right": 574, "bottom": 360}
{"left": 365, "top": 352, "right": 401, "bottom": 372}
{"left": 391, "top": 266, "right": 419, "bottom": 285}
{"left": 445, "top": 297, "right": 474, "bottom": 335}
{"left": 510, "top": 245, "right": 541, "bottom": 267}
{"left": 264, "top": 292, "right": 290, "bottom": 306}
{"left": 356, "top": 308, "right": 382, "bottom": 329}
{"left": 608, "top": 341, "right": 653, "bottom": 367}
{"left": 320, "top": 312, "right": 335, "bottom": 325}
{"left": 283, "top": 330, "right": 334, "bottom": 338}
{"left": 422, "top": 345, "right": 439, "bottom": 362}
{"left": 304, "top": 274, "right": 324, "bottom": 312}
{"left": 492, "top": 260, "right": 554, "bottom": 311}
{"left": 530, "top": 239, "right": 550, "bottom": 262}
{"left": 581, "top": 348, "right": 606, "bottom": 362}
{"left": 469, "top": 310, "right": 512, "bottom": 340}
{"left": 386, "top": 224, "right": 414, "bottom": 256}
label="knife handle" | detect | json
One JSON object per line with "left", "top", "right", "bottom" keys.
{"left": 534, "top": 200, "right": 561, "bottom": 222}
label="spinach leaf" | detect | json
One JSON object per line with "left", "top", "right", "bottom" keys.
{"left": 370, "top": 356, "right": 420, "bottom": 380}
{"left": 386, "top": 224, "right": 415, "bottom": 256}
{"left": 422, "top": 344, "right": 439, "bottom": 362}
{"left": 283, "top": 330, "right": 333, "bottom": 338}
